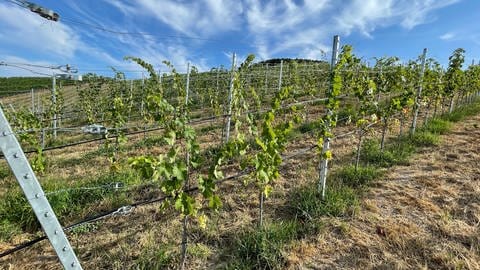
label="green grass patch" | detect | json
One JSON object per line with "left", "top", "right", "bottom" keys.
{"left": 135, "top": 244, "right": 176, "bottom": 270}
{"left": 133, "top": 135, "right": 166, "bottom": 149}
{"left": 360, "top": 139, "right": 414, "bottom": 167}
{"left": 441, "top": 100, "right": 480, "bottom": 122}
{"left": 409, "top": 131, "right": 440, "bottom": 147}
{"left": 422, "top": 119, "right": 452, "bottom": 134}
{"left": 199, "top": 123, "right": 222, "bottom": 134}
{"left": 337, "top": 105, "right": 358, "bottom": 125}
{"left": 334, "top": 165, "right": 382, "bottom": 188}
{"left": 290, "top": 182, "right": 359, "bottom": 219}
{"left": 0, "top": 170, "right": 140, "bottom": 240}
{"left": 297, "top": 119, "right": 323, "bottom": 134}
{"left": 227, "top": 221, "right": 299, "bottom": 270}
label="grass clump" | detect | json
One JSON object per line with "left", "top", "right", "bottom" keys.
{"left": 337, "top": 105, "right": 358, "bottom": 125}
{"left": 228, "top": 221, "right": 298, "bottom": 270}
{"left": 290, "top": 182, "right": 359, "bottom": 219}
{"left": 136, "top": 244, "right": 176, "bottom": 270}
{"left": 335, "top": 165, "right": 382, "bottom": 188}
{"left": 441, "top": 100, "right": 480, "bottom": 122}
{"left": 361, "top": 139, "right": 415, "bottom": 167}
{"left": 422, "top": 119, "right": 452, "bottom": 134}
{"left": 0, "top": 216, "right": 23, "bottom": 241}
{"left": 0, "top": 170, "right": 140, "bottom": 239}
{"left": 410, "top": 131, "right": 440, "bottom": 147}
{"left": 297, "top": 119, "right": 323, "bottom": 134}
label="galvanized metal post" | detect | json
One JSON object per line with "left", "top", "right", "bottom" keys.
{"left": 225, "top": 53, "right": 236, "bottom": 143}
{"left": 318, "top": 35, "right": 340, "bottom": 199}
{"left": 0, "top": 107, "right": 82, "bottom": 269}
{"left": 410, "top": 48, "right": 427, "bottom": 135}
{"left": 185, "top": 62, "right": 190, "bottom": 107}
{"left": 264, "top": 63, "right": 269, "bottom": 97}
{"left": 52, "top": 75, "right": 57, "bottom": 139}
{"left": 277, "top": 60, "right": 284, "bottom": 93}
{"left": 31, "top": 88, "right": 35, "bottom": 113}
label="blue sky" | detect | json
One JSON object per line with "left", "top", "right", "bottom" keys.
{"left": 0, "top": 0, "right": 479, "bottom": 78}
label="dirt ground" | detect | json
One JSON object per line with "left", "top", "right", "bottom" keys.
{"left": 288, "top": 114, "right": 480, "bottom": 269}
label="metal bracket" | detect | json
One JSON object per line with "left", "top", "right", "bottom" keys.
{"left": 0, "top": 107, "right": 82, "bottom": 269}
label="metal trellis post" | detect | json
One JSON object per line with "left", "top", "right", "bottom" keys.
{"left": 31, "top": 88, "right": 35, "bottom": 113}
{"left": 186, "top": 62, "right": 190, "bottom": 107}
{"left": 318, "top": 35, "right": 340, "bottom": 199}
{"left": 0, "top": 107, "right": 82, "bottom": 269}
{"left": 277, "top": 60, "right": 283, "bottom": 93}
{"left": 410, "top": 48, "right": 427, "bottom": 135}
{"left": 225, "top": 53, "right": 236, "bottom": 143}
{"left": 52, "top": 75, "right": 57, "bottom": 139}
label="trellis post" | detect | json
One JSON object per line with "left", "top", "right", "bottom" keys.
{"left": 410, "top": 48, "right": 427, "bottom": 135}
{"left": 225, "top": 53, "right": 236, "bottom": 143}
{"left": 0, "top": 107, "right": 82, "bottom": 269}
{"left": 318, "top": 35, "right": 340, "bottom": 199}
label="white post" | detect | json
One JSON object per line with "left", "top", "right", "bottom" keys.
{"left": 278, "top": 60, "right": 284, "bottom": 93}
{"left": 410, "top": 48, "right": 428, "bottom": 135}
{"left": 264, "top": 63, "right": 269, "bottom": 97}
{"left": 318, "top": 35, "right": 340, "bottom": 199}
{"left": 31, "top": 88, "right": 34, "bottom": 113}
{"left": 52, "top": 75, "right": 57, "bottom": 139}
{"left": 225, "top": 53, "right": 236, "bottom": 143}
{"left": 185, "top": 62, "right": 190, "bottom": 107}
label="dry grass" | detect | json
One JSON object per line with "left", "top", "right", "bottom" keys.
{"left": 290, "top": 112, "right": 480, "bottom": 269}
{"left": 0, "top": 102, "right": 479, "bottom": 269}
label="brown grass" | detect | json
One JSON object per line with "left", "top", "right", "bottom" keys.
{"left": 0, "top": 102, "right": 479, "bottom": 269}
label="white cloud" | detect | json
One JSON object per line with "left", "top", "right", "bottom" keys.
{"left": 244, "top": 0, "right": 331, "bottom": 60}
{"left": 105, "top": 0, "right": 244, "bottom": 38}
{"left": 335, "top": 0, "right": 460, "bottom": 36}
{"left": 1, "top": 0, "right": 463, "bottom": 77}
{"left": 0, "top": 3, "right": 80, "bottom": 58}
{"left": 440, "top": 32, "right": 455, "bottom": 41}
{"left": 0, "top": 56, "right": 57, "bottom": 77}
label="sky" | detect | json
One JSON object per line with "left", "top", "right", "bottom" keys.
{"left": 0, "top": 0, "right": 479, "bottom": 78}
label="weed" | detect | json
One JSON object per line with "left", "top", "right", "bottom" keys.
{"left": 0, "top": 170, "right": 140, "bottom": 237}
{"left": 410, "top": 131, "right": 440, "bottom": 147}
{"left": 297, "top": 119, "right": 323, "bottom": 134}
{"left": 422, "top": 119, "right": 452, "bottom": 134}
{"left": 0, "top": 215, "right": 23, "bottom": 241}
{"left": 70, "top": 223, "right": 98, "bottom": 235}
{"left": 290, "top": 182, "right": 359, "bottom": 219}
{"left": 441, "top": 101, "right": 480, "bottom": 122}
{"left": 133, "top": 135, "right": 166, "bottom": 148}
{"left": 199, "top": 123, "right": 221, "bottom": 134}
{"left": 187, "top": 243, "right": 212, "bottom": 259}
{"left": 228, "top": 221, "right": 298, "bottom": 270}
{"left": 335, "top": 165, "right": 382, "bottom": 188}
{"left": 337, "top": 105, "right": 358, "bottom": 125}
{"left": 136, "top": 244, "right": 176, "bottom": 270}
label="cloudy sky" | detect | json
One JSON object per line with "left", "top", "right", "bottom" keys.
{"left": 0, "top": 0, "right": 479, "bottom": 77}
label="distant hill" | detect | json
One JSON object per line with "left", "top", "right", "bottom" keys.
{"left": 257, "top": 58, "right": 329, "bottom": 66}
{"left": 0, "top": 77, "right": 75, "bottom": 95}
